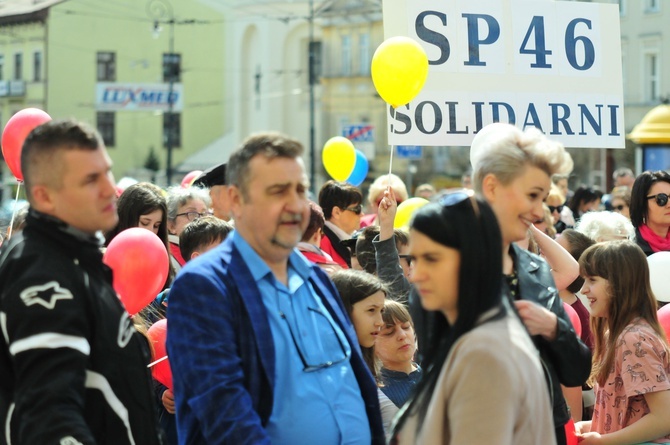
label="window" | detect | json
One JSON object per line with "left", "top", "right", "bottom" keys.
{"left": 359, "top": 33, "right": 370, "bottom": 75}
{"left": 33, "top": 51, "right": 42, "bottom": 82}
{"left": 97, "top": 52, "right": 115, "bottom": 81}
{"left": 618, "top": 0, "right": 626, "bottom": 16}
{"left": 162, "top": 53, "right": 181, "bottom": 83}
{"left": 14, "top": 53, "right": 22, "bottom": 80}
{"left": 97, "top": 112, "right": 115, "bottom": 147}
{"left": 645, "top": 52, "right": 660, "bottom": 102}
{"left": 645, "top": 0, "right": 660, "bottom": 12}
{"left": 621, "top": 47, "right": 627, "bottom": 101}
{"left": 341, "top": 35, "right": 351, "bottom": 76}
{"left": 308, "top": 41, "right": 322, "bottom": 85}
{"left": 163, "top": 112, "right": 181, "bottom": 148}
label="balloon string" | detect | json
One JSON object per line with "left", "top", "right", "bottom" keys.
{"left": 147, "top": 355, "right": 168, "bottom": 368}
{"left": 388, "top": 145, "right": 394, "bottom": 179}
{"left": 7, "top": 182, "right": 22, "bottom": 240}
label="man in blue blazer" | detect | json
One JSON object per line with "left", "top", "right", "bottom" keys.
{"left": 167, "top": 132, "right": 384, "bottom": 445}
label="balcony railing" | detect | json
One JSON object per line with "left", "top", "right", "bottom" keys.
{"left": 0, "top": 80, "right": 26, "bottom": 97}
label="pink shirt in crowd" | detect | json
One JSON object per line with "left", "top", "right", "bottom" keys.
{"left": 591, "top": 319, "right": 670, "bottom": 443}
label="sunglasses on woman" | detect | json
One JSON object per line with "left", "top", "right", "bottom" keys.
{"left": 547, "top": 205, "right": 564, "bottom": 214}
{"left": 647, "top": 193, "right": 669, "bottom": 207}
{"left": 343, "top": 204, "right": 362, "bottom": 215}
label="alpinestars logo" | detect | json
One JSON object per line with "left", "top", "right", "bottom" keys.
{"left": 20, "top": 281, "right": 73, "bottom": 310}
{"left": 117, "top": 315, "right": 135, "bottom": 348}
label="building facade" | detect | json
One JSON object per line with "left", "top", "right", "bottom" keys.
{"left": 0, "top": 0, "right": 226, "bottom": 191}
{"left": 618, "top": 0, "right": 670, "bottom": 173}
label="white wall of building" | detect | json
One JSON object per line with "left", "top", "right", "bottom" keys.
{"left": 192, "top": 0, "right": 322, "bottom": 183}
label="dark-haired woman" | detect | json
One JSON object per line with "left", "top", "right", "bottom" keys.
{"left": 105, "top": 182, "right": 175, "bottom": 292}
{"left": 568, "top": 186, "right": 600, "bottom": 223}
{"left": 630, "top": 170, "right": 670, "bottom": 256}
{"left": 392, "top": 192, "right": 555, "bottom": 444}
{"left": 105, "top": 182, "right": 169, "bottom": 246}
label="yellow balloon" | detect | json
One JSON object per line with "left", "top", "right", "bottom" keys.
{"left": 322, "top": 137, "right": 356, "bottom": 181}
{"left": 394, "top": 197, "right": 429, "bottom": 230}
{"left": 371, "top": 37, "right": 429, "bottom": 108}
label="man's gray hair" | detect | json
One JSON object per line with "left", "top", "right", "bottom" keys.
{"left": 227, "top": 132, "right": 304, "bottom": 198}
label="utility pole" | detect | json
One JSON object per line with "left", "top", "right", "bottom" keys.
{"left": 308, "top": 0, "right": 316, "bottom": 194}
{"left": 167, "top": 16, "right": 175, "bottom": 185}
{"left": 148, "top": 0, "right": 176, "bottom": 185}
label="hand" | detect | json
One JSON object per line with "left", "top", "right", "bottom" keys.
{"left": 162, "top": 388, "right": 176, "bottom": 414}
{"left": 574, "top": 421, "right": 591, "bottom": 435}
{"left": 378, "top": 187, "right": 398, "bottom": 241}
{"left": 577, "top": 431, "right": 603, "bottom": 444}
{"left": 513, "top": 300, "right": 558, "bottom": 341}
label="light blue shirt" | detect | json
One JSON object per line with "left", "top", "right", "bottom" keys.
{"left": 232, "top": 231, "right": 371, "bottom": 445}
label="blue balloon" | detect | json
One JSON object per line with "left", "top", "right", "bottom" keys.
{"left": 346, "top": 150, "right": 369, "bottom": 186}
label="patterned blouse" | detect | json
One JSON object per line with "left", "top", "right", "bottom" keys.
{"left": 591, "top": 319, "right": 670, "bottom": 443}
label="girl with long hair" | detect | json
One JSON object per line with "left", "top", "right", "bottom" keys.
{"left": 575, "top": 241, "right": 670, "bottom": 445}
{"left": 330, "top": 269, "right": 386, "bottom": 376}
{"left": 105, "top": 182, "right": 169, "bottom": 247}
{"left": 105, "top": 182, "right": 174, "bottom": 291}
{"left": 330, "top": 270, "right": 395, "bottom": 437}
{"left": 392, "top": 192, "right": 555, "bottom": 444}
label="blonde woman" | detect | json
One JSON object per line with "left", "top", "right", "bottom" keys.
{"left": 471, "top": 123, "right": 591, "bottom": 445}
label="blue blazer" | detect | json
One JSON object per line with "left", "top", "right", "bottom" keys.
{"left": 167, "top": 236, "right": 385, "bottom": 445}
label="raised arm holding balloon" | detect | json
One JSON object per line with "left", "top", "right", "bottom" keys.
{"left": 372, "top": 186, "right": 413, "bottom": 302}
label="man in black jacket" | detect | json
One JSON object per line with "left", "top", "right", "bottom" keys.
{"left": 0, "top": 120, "right": 163, "bottom": 444}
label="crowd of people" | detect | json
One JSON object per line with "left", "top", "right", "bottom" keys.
{"left": 0, "top": 119, "right": 669, "bottom": 445}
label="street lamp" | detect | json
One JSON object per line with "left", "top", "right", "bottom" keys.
{"left": 147, "top": 0, "right": 176, "bottom": 185}
{"left": 308, "top": 0, "right": 316, "bottom": 194}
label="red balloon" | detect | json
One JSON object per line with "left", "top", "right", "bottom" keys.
{"left": 563, "top": 302, "right": 582, "bottom": 338}
{"left": 1, "top": 108, "right": 52, "bottom": 181}
{"left": 181, "top": 170, "right": 203, "bottom": 188}
{"left": 103, "top": 228, "right": 169, "bottom": 315}
{"left": 658, "top": 305, "right": 670, "bottom": 340}
{"left": 147, "top": 319, "right": 172, "bottom": 389}
{"left": 564, "top": 418, "right": 578, "bottom": 445}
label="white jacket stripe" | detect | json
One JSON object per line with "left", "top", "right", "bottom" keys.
{"left": 0, "top": 312, "right": 8, "bottom": 345}
{"left": 84, "top": 371, "right": 136, "bottom": 445}
{"left": 4, "top": 403, "right": 14, "bottom": 445}
{"left": 9, "top": 333, "right": 90, "bottom": 356}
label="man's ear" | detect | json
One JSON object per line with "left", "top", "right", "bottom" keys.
{"left": 190, "top": 251, "right": 200, "bottom": 260}
{"left": 30, "top": 184, "right": 55, "bottom": 213}
{"left": 481, "top": 173, "right": 499, "bottom": 203}
{"left": 228, "top": 185, "right": 243, "bottom": 217}
{"left": 330, "top": 206, "right": 342, "bottom": 221}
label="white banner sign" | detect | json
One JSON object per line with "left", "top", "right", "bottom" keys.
{"left": 382, "top": 0, "right": 624, "bottom": 148}
{"left": 96, "top": 83, "right": 184, "bottom": 112}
